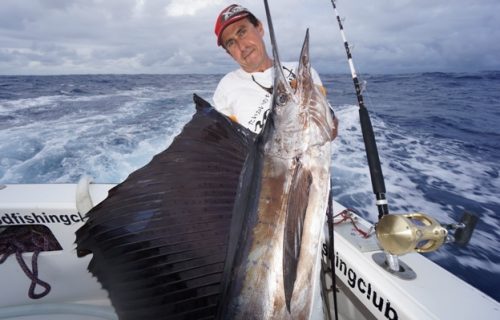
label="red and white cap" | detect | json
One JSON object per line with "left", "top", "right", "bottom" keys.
{"left": 214, "top": 4, "right": 251, "bottom": 46}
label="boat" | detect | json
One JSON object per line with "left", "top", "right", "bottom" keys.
{"left": 1, "top": 180, "right": 499, "bottom": 319}
{"left": 1, "top": 1, "right": 498, "bottom": 318}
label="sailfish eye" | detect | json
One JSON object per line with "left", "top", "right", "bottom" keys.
{"left": 277, "top": 93, "right": 289, "bottom": 105}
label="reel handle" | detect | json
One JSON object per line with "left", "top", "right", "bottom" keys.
{"left": 446, "top": 211, "right": 478, "bottom": 246}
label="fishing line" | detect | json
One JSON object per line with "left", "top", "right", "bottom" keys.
{"left": 326, "top": 187, "right": 339, "bottom": 320}
{"left": 329, "top": 0, "right": 389, "bottom": 219}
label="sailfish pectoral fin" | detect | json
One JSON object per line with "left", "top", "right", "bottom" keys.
{"left": 283, "top": 159, "right": 312, "bottom": 312}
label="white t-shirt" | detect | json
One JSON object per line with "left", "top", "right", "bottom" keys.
{"left": 213, "top": 61, "right": 323, "bottom": 134}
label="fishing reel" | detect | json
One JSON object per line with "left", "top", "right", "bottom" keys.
{"left": 373, "top": 212, "right": 478, "bottom": 278}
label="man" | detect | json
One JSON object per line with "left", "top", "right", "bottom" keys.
{"left": 213, "top": 4, "right": 338, "bottom": 136}
{"left": 212, "top": 6, "right": 336, "bottom": 318}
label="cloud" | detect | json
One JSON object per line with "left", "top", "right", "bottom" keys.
{"left": 165, "top": 0, "right": 224, "bottom": 17}
{"left": 0, "top": 0, "right": 499, "bottom": 75}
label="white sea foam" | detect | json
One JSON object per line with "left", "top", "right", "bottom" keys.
{"left": 0, "top": 86, "right": 195, "bottom": 184}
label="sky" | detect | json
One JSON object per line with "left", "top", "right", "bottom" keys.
{"left": 0, "top": 0, "right": 499, "bottom": 75}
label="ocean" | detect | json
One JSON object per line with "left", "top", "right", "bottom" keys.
{"left": 0, "top": 72, "right": 499, "bottom": 302}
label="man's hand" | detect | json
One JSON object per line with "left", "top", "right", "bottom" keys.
{"left": 331, "top": 116, "right": 339, "bottom": 141}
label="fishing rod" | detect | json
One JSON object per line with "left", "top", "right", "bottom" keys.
{"left": 328, "top": 1, "right": 478, "bottom": 274}
{"left": 329, "top": 0, "right": 389, "bottom": 219}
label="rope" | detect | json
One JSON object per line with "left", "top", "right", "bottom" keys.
{"left": 0, "top": 225, "right": 60, "bottom": 299}
{"left": 334, "top": 209, "right": 372, "bottom": 238}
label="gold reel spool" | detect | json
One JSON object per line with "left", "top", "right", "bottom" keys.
{"left": 376, "top": 213, "right": 448, "bottom": 255}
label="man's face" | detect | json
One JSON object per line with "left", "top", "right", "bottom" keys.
{"left": 220, "top": 18, "right": 270, "bottom": 73}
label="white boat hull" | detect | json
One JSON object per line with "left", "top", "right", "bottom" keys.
{"left": 0, "top": 183, "right": 498, "bottom": 319}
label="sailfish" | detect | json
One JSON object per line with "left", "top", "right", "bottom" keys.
{"left": 75, "top": 1, "right": 336, "bottom": 319}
